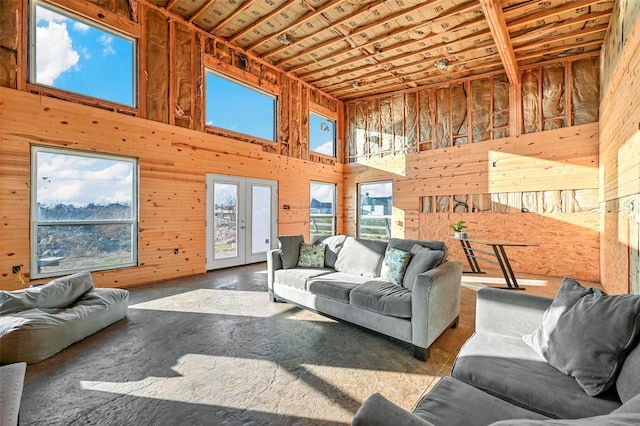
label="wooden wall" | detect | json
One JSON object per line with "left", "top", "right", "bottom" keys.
{"left": 599, "top": 1, "right": 640, "bottom": 294}
{"left": 0, "top": 87, "right": 343, "bottom": 290}
{"left": 345, "top": 123, "right": 600, "bottom": 281}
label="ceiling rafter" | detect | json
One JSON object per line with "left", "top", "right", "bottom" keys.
{"left": 208, "top": 0, "right": 260, "bottom": 32}
{"left": 285, "top": 1, "right": 482, "bottom": 74}
{"left": 335, "top": 58, "right": 504, "bottom": 100}
{"left": 262, "top": 0, "right": 388, "bottom": 60}
{"left": 506, "top": 0, "right": 611, "bottom": 28}
{"left": 317, "top": 41, "right": 497, "bottom": 92}
{"left": 290, "top": 0, "right": 557, "bottom": 81}
{"left": 513, "top": 24, "right": 609, "bottom": 53}
{"left": 304, "top": 25, "right": 492, "bottom": 85}
{"left": 243, "top": 0, "right": 344, "bottom": 51}
{"left": 227, "top": 0, "right": 295, "bottom": 43}
{"left": 511, "top": 10, "right": 611, "bottom": 45}
{"left": 517, "top": 41, "right": 602, "bottom": 62}
{"left": 273, "top": 0, "right": 456, "bottom": 66}
{"left": 479, "top": 0, "right": 519, "bottom": 84}
{"left": 188, "top": 0, "right": 218, "bottom": 24}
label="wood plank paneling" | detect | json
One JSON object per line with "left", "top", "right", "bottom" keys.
{"left": 0, "top": 87, "right": 342, "bottom": 290}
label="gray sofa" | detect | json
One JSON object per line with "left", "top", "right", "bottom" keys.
{"left": 267, "top": 235, "right": 462, "bottom": 361}
{"left": 1, "top": 271, "right": 129, "bottom": 364}
{"left": 353, "top": 279, "right": 640, "bottom": 425}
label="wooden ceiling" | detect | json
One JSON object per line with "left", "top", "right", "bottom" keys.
{"left": 156, "top": 0, "right": 614, "bottom": 101}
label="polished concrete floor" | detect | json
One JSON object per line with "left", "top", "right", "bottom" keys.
{"left": 19, "top": 264, "right": 599, "bottom": 425}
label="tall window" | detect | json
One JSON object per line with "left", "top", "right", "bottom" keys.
{"left": 358, "top": 181, "right": 392, "bottom": 241}
{"left": 31, "top": 147, "right": 138, "bottom": 278}
{"left": 205, "top": 71, "right": 276, "bottom": 141}
{"left": 310, "top": 182, "right": 336, "bottom": 240}
{"left": 30, "top": 1, "right": 136, "bottom": 107}
{"left": 309, "top": 112, "right": 336, "bottom": 157}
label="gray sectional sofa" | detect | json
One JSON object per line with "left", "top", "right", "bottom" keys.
{"left": 352, "top": 278, "right": 640, "bottom": 425}
{"left": 1, "top": 271, "right": 129, "bottom": 364}
{"left": 267, "top": 235, "right": 462, "bottom": 360}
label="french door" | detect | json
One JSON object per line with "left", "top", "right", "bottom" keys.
{"left": 206, "top": 174, "right": 278, "bottom": 270}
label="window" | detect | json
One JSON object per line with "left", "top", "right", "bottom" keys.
{"left": 309, "top": 112, "right": 336, "bottom": 157}
{"left": 30, "top": 1, "right": 136, "bottom": 107}
{"left": 205, "top": 71, "right": 276, "bottom": 141}
{"left": 310, "top": 182, "right": 336, "bottom": 240}
{"left": 31, "top": 147, "right": 138, "bottom": 278}
{"left": 358, "top": 181, "right": 392, "bottom": 241}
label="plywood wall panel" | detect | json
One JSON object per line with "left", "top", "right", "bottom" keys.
{"left": 599, "top": 8, "right": 640, "bottom": 294}
{"left": 419, "top": 212, "right": 600, "bottom": 282}
{"left": 0, "top": 87, "right": 342, "bottom": 290}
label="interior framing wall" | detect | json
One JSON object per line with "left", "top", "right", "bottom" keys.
{"left": 0, "top": 87, "right": 344, "bottom": 290}
{"left": 599, "top": 1, "right": 640, "bottom": 295}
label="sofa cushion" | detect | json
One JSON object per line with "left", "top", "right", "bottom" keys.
{"left": 297, "top": 243, "right": 325, "bottom": 268}
{"left": 311, "top": 235, "right": 346, "bottom": 269}
{"left": 452, "top": 331, "right": 621, "bottom": 419}
{"left": 523, "top": 277, "right": 640, "bottom": 397}
{"left": 489, "top": 393, "right": 640, "bottom": 425}
{"left": 617, "top": 340, "right": 640, "bottom": 403}
{"left": 274, "top": 268, "right": 333, "bottom": 290}
{"left": 388, "top": 238, "right": 447, "bottom": 260}
{"left": 334, "top": 237, "right": 387, "bottom": 278}
{"left": 402, "top": 245, "right": 446, "bottom": 290}
{"left": 380, "top": 247, "right": 412, "bottom": 285}
{"left": 412, "top": 377, "right": 550, "bottom": 426}
{"left": 0, "top": 271, "right": 94, "bottom": 315}
{"left": 350, "top": 281, "right": 412, "bottom": 318}
{"left": 308, "top": 273, "right": 375, "bottom": 303}
{"left": 278, "top": 235, "right": 304, "bottom": 269}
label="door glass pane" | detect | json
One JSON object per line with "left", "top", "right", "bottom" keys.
{"left": 214, "top": 183, "right": 238, "bottom": 259}
{"left": 359, "top": 181, "right": 392, "bottom": 240}
{"left": 252, "top": 185, "right": 271, "bottom": 254}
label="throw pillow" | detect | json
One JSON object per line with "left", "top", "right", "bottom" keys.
{"left": 334, "top": 237, "right": 387, "bottom": 278}
{"left": 402, "top": 245, "right": 446, "bottom": 290}
{"left": 278, "top": 235, "right": 304, "bottom": 269}
{"left": 522, "top": 277, "right": 640, "bottom": 397}
{"left": 380, "top": 247, "right": 412, "bottom": 285}
{"left": 297, "top": 243, "right": 325, "bottom": 268}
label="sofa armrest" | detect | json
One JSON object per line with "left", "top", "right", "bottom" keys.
{"left": 476, "top": 287, "right": 552, "bottom": 337}
{"left": 352, "top": 393, "right": 435, "bottom": 426}
{"left": 266, "top": 249, "right": 282, "bottom": 294}
{"left": 411, "top": 260, "right": 462, "bottom": 350}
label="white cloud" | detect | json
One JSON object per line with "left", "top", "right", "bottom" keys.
{"left": 98, "top": 34, "right": 115, "bottom": 56}
{"left": 72, "top": 21, "right": 90, "bottom": 33}
{"left": 311, "top": 183, "right": 334, "bottom": 203}
{"left": 35, "top": 21, "right": 79, "bottom": 85}
{"left": 312, "top": 140, "right": 334, "bottom": 156}
{"left": 38, "top": 154, "right": 133, "bottom": 207}
{"left": 36, "top": 6, "right": 67, "bottom": 24}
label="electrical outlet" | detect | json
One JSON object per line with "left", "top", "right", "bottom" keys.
{"left": 12, "top": 265, "right": 21, "bottom": 274}
{"left": 174, "top": 248, "right": 179, "bottom": 255}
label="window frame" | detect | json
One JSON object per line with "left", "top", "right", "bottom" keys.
{"left": 30, "top": 146, "right": 139, "bottom": 278}
{"left": 205, "top": 69, "right": 278, "bottom": 142}
{"left": 310, "top": 181, "right": 337, "bottom": 240}
{"left": 28, "top": 0, "right": 138, "bottom": 108}
{"left": 357, "top": 181, "right": 393, "bottom": 241}
{"left": 309, "top": 111, "right": 337, "bottom": 157}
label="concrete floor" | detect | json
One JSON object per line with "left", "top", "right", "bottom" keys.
{"left": 19, "top": 264, "right": 599, "bottom": 425}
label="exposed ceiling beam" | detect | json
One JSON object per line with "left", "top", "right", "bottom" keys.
{"left": 227, "top": 0, "right": 292, "bottom": 43}
{"left": 207, "top": 0, "right": 258, "bottom": 32}
{"left": 243, "top": 0, "right": 343, "bottom": 51}
{"left": 479, "top": 0, "right": 519, "bottom": 84}
{"left": 511, "top": 10, "right": 611, "bottom": 45}
{"left": 513, "top": 24, "right": 609, "bottom": 53}
{"left": 188, "top": 0, "right": 217, "bottom": 24}
{"left": 286, "top": 1, "right": 482, "bottom": 74}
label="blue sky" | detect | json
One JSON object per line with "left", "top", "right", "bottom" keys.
{"left": 35, "top": 3, "right": 134, "bottom": 106}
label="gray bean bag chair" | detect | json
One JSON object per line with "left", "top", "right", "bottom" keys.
{"left": 0, "top": 271, "right": 128, "bottom": 364}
